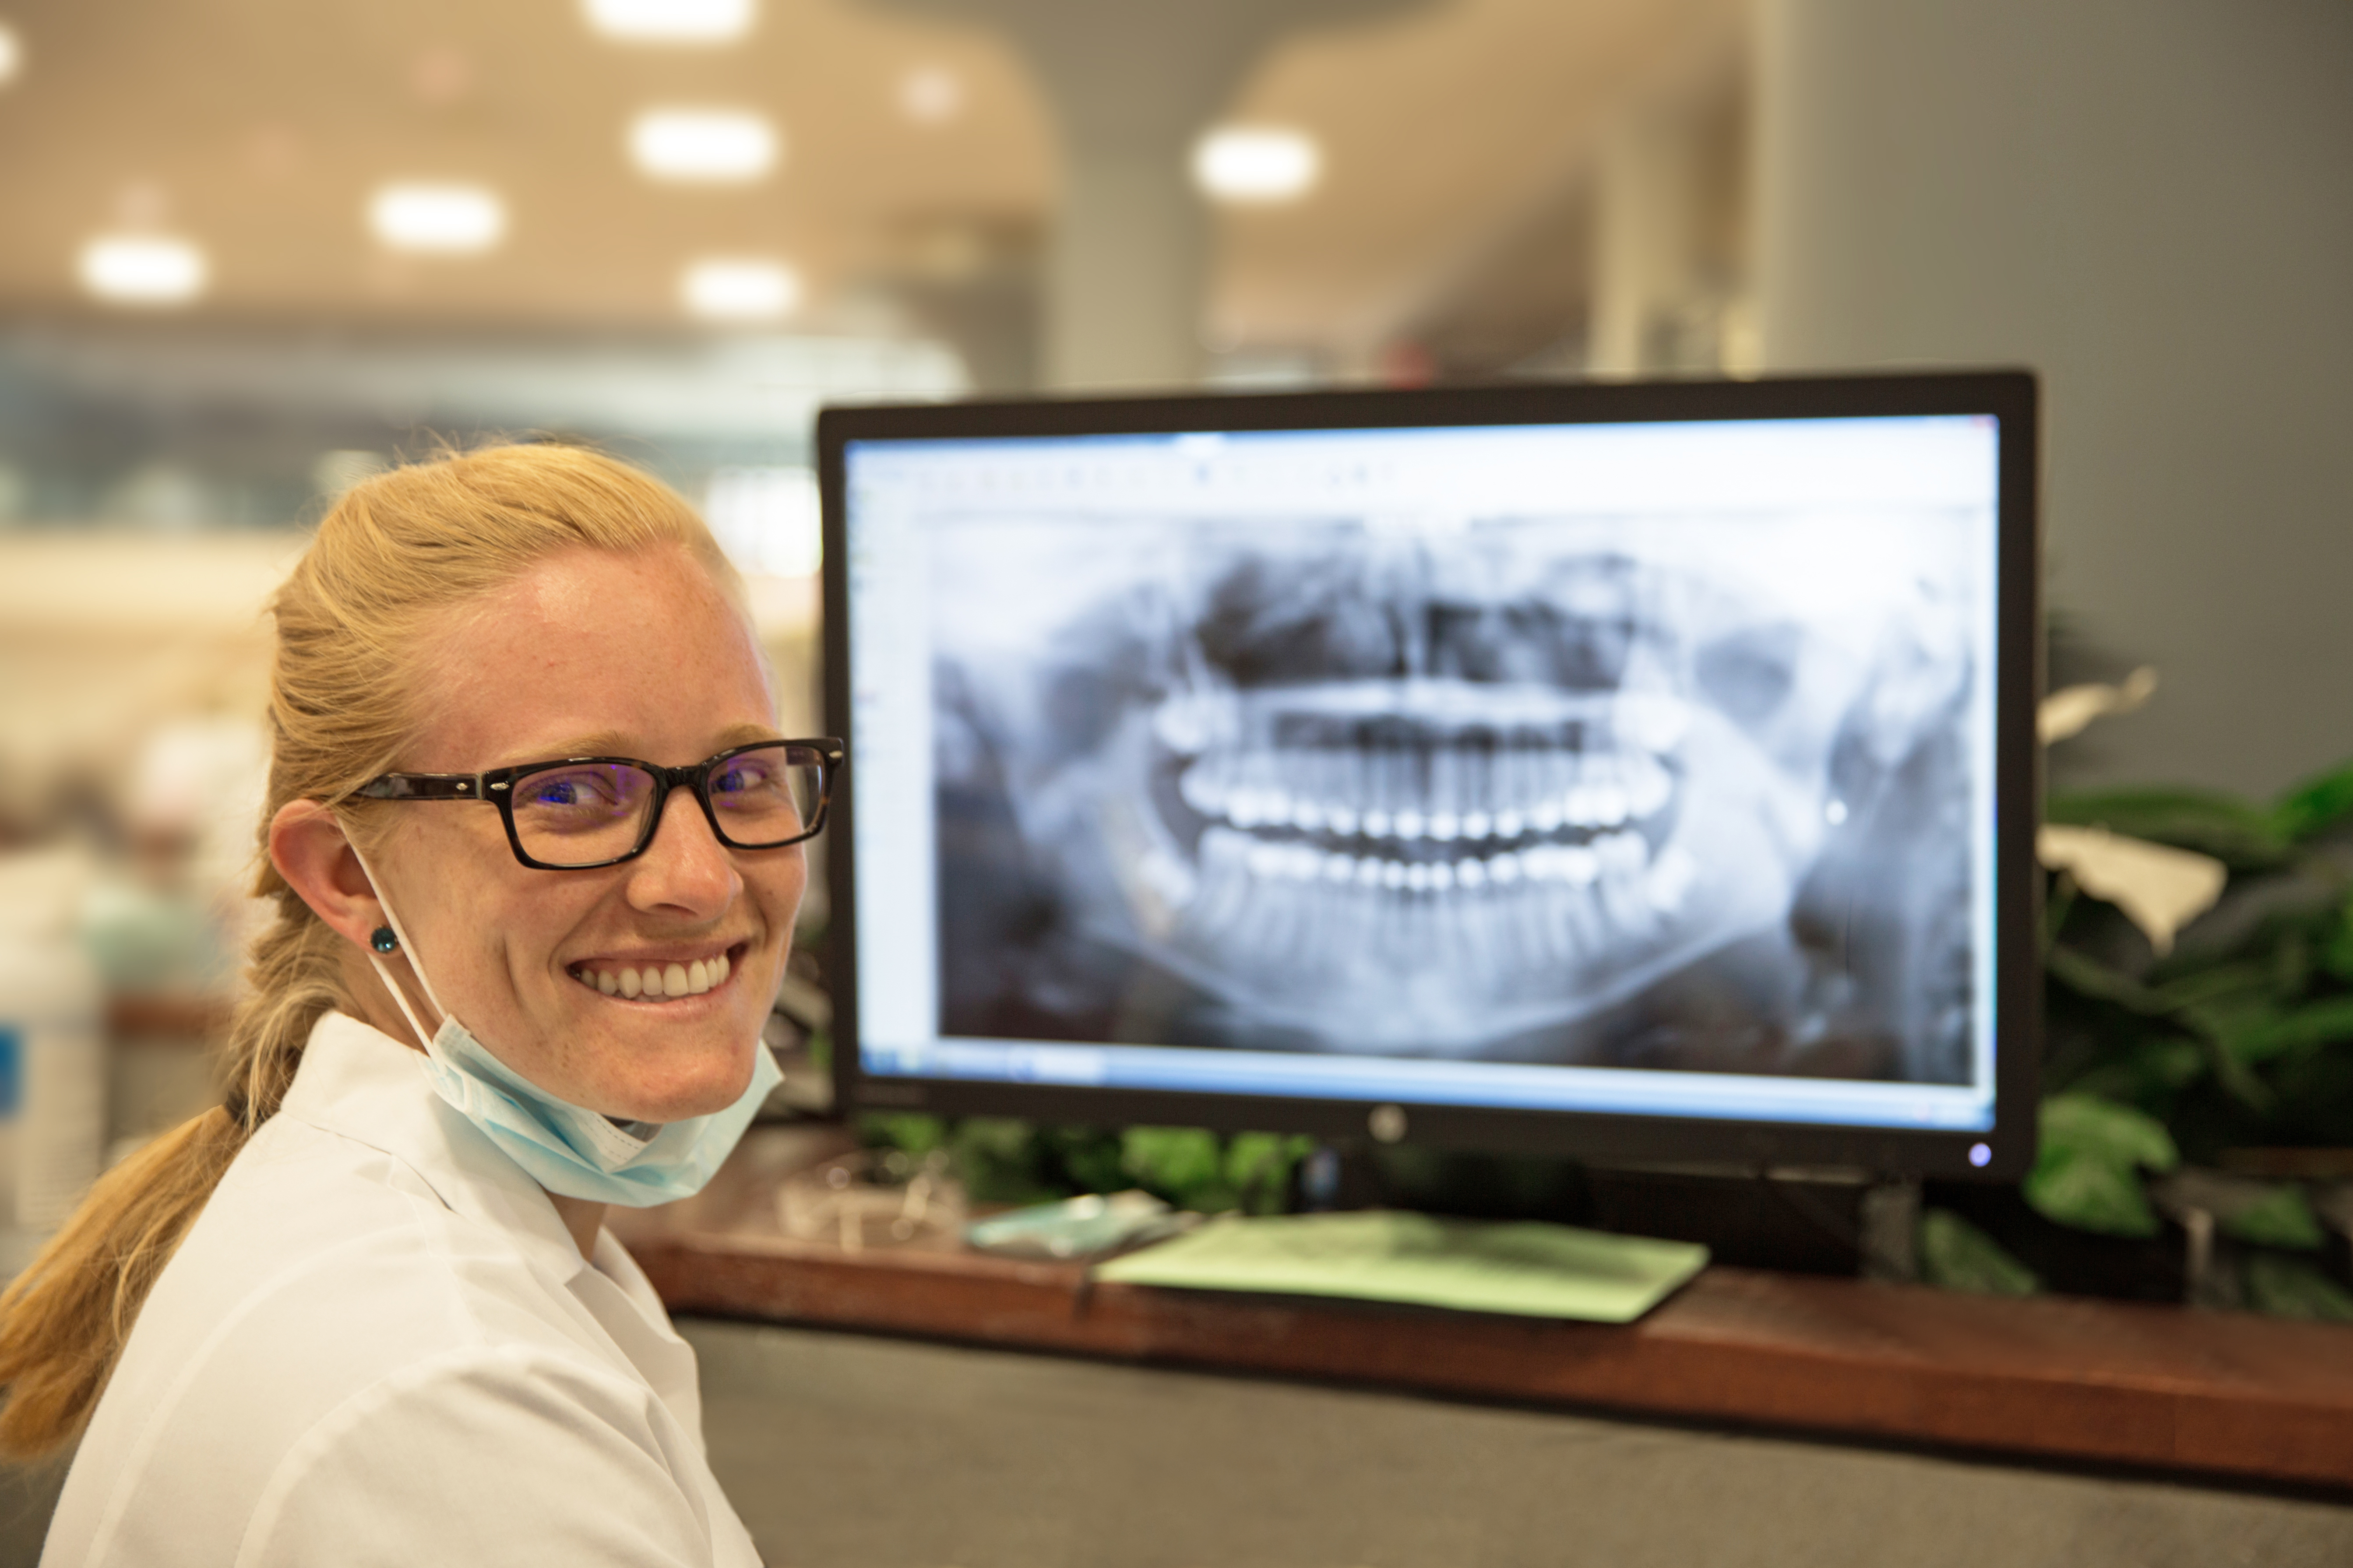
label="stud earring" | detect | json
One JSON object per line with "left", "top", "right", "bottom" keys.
{"left": 370, "top": 926, "right": 398, "bottom": 954}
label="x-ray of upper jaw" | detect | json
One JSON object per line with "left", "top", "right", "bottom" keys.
{"left": 929, "top": 509, "right": 1982, "bottom": 1086}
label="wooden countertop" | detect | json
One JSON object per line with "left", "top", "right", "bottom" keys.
{"left": 612, "top": 1131, "right": 2353, "bottom": 1492}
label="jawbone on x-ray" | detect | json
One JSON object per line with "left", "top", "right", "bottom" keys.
{"left": 932, "top": 511, "right": 1978, "bottom": 1085}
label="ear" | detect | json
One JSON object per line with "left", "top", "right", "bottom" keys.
{"left": 269, "top": 799, "right": 385, "bottom": 951}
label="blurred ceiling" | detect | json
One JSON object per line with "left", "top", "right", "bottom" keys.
{"left": 0, "top": 0, "right": 1738, "bottom": 355}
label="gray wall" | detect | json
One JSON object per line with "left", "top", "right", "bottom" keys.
{"left": 1755, "top": 0, "right": 2353, "bottom": 798}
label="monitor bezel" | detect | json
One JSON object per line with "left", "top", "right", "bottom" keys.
{"left": 818, "top": 371, "right": 2041, "bottom": 1181}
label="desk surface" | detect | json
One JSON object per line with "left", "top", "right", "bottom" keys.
{"left": 612, "top": 1134, "right": 2353, "bottom": 1493}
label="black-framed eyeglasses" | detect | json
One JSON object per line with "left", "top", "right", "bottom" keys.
{"left": 354, "top": 738, "right": 845, "bottom": 870}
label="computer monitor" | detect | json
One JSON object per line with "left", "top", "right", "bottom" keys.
{"left": 819, "top": 373, "right": 2040, "bottom": 1180}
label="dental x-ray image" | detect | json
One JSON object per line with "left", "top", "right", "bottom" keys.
{"left": 929, "top": 505, "right": 1983, "bottom": 1088}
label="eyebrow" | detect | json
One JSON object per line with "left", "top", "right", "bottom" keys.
{"left": 492, "top": 723, "right": 786, "bottom": 770}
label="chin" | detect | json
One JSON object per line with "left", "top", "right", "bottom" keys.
{"left": 610, "top": 1035, "right": 758, "bottom": 1124}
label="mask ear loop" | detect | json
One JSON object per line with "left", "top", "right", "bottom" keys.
{"left": 344, "top": 834, "right": 446, "bottom": 1055}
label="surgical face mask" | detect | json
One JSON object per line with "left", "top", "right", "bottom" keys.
{"left": 348, "top": 841, "right": 780, "bottom": 1208}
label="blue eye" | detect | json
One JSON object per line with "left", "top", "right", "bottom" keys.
{"left": 712, "top": 759, "right": 769, "bottom": 795}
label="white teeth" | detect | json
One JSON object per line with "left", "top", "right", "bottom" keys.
{"left": 1626, "top": 754, "right": 1674, "bottom": 816}
{"left": 688, "top": 960, "right": 711, "bottom": 994}
{"left": 716, "top": 951, "right": 731, "bottom": 984}
{"left": 1648, "top": 847, "right": 1698, "bottom": 912}
{"left": 1494, "top": 809, "right": 1525, "bottom": 839}
{"left": 1597, "top": 830, "right": 1647, "bottom": 877}
{"left": 1618, "top": 694, "right": 1690, "bottom": 752}
{"left": 1180, "top": 765, "right": 1224, "bottom": 817}
{"left": 1326, "top": 805, "right": 1360, "bottom": 835}
{"left": 663, "top": 963, "right": 689, "bottom": 996}
{"left": 1461, "top": 810, "right": 1493, "bottom": 840}
{"left": 598, "top": 970, "right": 618, "bottom": 995}
{"left": 1392, "top": 808, "right": 1426, "bottom": 841}
{"left": 620, "top": 967, "right": 642, "bottom": 999}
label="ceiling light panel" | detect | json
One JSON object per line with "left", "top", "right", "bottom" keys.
{"left": 368, "top": 183, "right": 507, "bottom": 253}
{"left": 583, "top": 0, "right": 755, "bottom": 45}
{"left": 1192, "top": 126, "right": 1323, "bottom": 205}
{"left": 78, "top": 235, "right": 209, "bottom": 306}
{"left": 682, "top": 258, "right": 801, "bottom": 322}
{"left": 0, "top": 23, "right": 21, "bottom": 85}
{"left": 630, "top": 109, "right": 779, "bottom": 183}
{"left": 898, "top": 66, "right": 962, "bottom": 125}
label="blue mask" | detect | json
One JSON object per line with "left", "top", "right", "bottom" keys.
{"left": 352, "top": 844, "right": 780, "bottom": 1208}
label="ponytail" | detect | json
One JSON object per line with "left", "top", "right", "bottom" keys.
{"left": 0, "top": 895, "right": 339, "bottom": 1458}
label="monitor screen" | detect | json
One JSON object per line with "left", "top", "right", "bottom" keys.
{"left": 822, "top": 376, "right": 2038, "bottom": 1177}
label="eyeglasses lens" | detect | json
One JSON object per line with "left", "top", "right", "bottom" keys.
{"left": 704, "top": 745, "right": 826, "bottom": 848}
{"left": 510, "top": 763, "right": 659, "bottom": 867}
{"left": 509, "top": 745, "right": 825, "bottom": 867}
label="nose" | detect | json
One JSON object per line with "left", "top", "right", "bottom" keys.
{"left": 624, "top": 785, "right": 741, "bottom": 919}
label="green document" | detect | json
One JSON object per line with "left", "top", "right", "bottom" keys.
{"left": 1093, "top": 1210, "right": 1708, "bottom": 1324}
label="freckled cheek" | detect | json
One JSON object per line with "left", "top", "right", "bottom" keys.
{"left": 756, "top": 854, "right": 809, "bottom": 949}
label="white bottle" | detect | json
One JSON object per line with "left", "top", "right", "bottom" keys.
{"left": 0, "top": 851, "right": 107, "bottom": 1244}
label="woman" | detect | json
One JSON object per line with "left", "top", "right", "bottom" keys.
{"left": 0, "top": 444, "right": 837, "bottom": 1565}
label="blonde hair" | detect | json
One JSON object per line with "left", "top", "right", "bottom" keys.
{"left": 0, "top": 443, "right": 739, "bottom": 1457}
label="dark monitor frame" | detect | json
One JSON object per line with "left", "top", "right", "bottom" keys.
{"left": 818, "top": 371, "right": 2041, "bottom": 1181}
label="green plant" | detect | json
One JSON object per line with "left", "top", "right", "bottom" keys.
{"left": 859, "top": 1114, "right": 1313, "bottom": 1216}
{"left": 2025, "top": 758, "right": 2353, "bottom": 1315}
{"left": 853, "top": 770, "right": 2353, "bottom": 1319}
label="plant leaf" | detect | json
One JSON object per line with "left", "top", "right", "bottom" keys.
{"left": 2046, "top": 945, "right": 2172, "bottom": 1016}
{"left": 2047, "top": 787, "right": 2287, "bottom": 868}
{"left": 860, "top": 1112, "right": 948, "bottom": 1157}
{"left": 2242, "top": 1251, "right": 2353, "bottom": 1322}
{"left": 2221, "top": 1184, "right": 2327, "bottom": 1250}
{"left": 2325, "top": 888, "right": 2353, "bottom": 982}
{"left": 2023, "top": 1095, "right": 2178, "bottom": 1237}
{"left": 1918, "top": 1209, "right": 2041, "bottom": 1295}
{"left": 2061, "top": 1035, "right": 2205, "bottom": 1108}
{"left": 2040, "top": 1093, "right": 2181, "bottom": 1171}
{"left": 2025, "top": 1147, "right": 2163, "bottom": 1236}
{"left": 2272, "top": 758, "right": 2353, "bottom": 844}
{"left": 2224, "top": 995, "right": 2353, "bottom": 1066}
{"left": 2149, "top": 960, "right": 2273, "bottom": 1011}
{"left": 1122, "top": 1125, "right": 1231, "bottom": 1210}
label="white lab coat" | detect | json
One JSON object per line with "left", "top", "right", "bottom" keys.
{"left": 41, "top": 1011, "right": 764, "bottom": 1567}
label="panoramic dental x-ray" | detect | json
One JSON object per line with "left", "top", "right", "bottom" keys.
{"left": 922, "top": 460, "right": 1983, "bottom": 1090}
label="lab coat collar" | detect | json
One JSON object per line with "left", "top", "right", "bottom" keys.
{"left": 277, "top": 1011, "right": 593, "bottom": 1290}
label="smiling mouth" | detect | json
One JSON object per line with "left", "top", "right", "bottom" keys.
{"left": 569, "top": 942, "right": 747, "bottom": 1002}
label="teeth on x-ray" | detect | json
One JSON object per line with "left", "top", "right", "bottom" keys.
{"left": 932, "top": 514, "right": 1976, "bottom": 1074}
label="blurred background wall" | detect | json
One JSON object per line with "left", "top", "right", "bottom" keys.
{"left": 0, "top": 0, "right": 2348, "bottom": 1230}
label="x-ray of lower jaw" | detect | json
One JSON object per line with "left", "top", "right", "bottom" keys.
{"left": 931, "top": 511, "right": 1982, "bottom": 1087}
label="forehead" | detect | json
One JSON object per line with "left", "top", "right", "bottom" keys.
{"left": 405, "top": 544, "right": 776, "bottom": 769}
